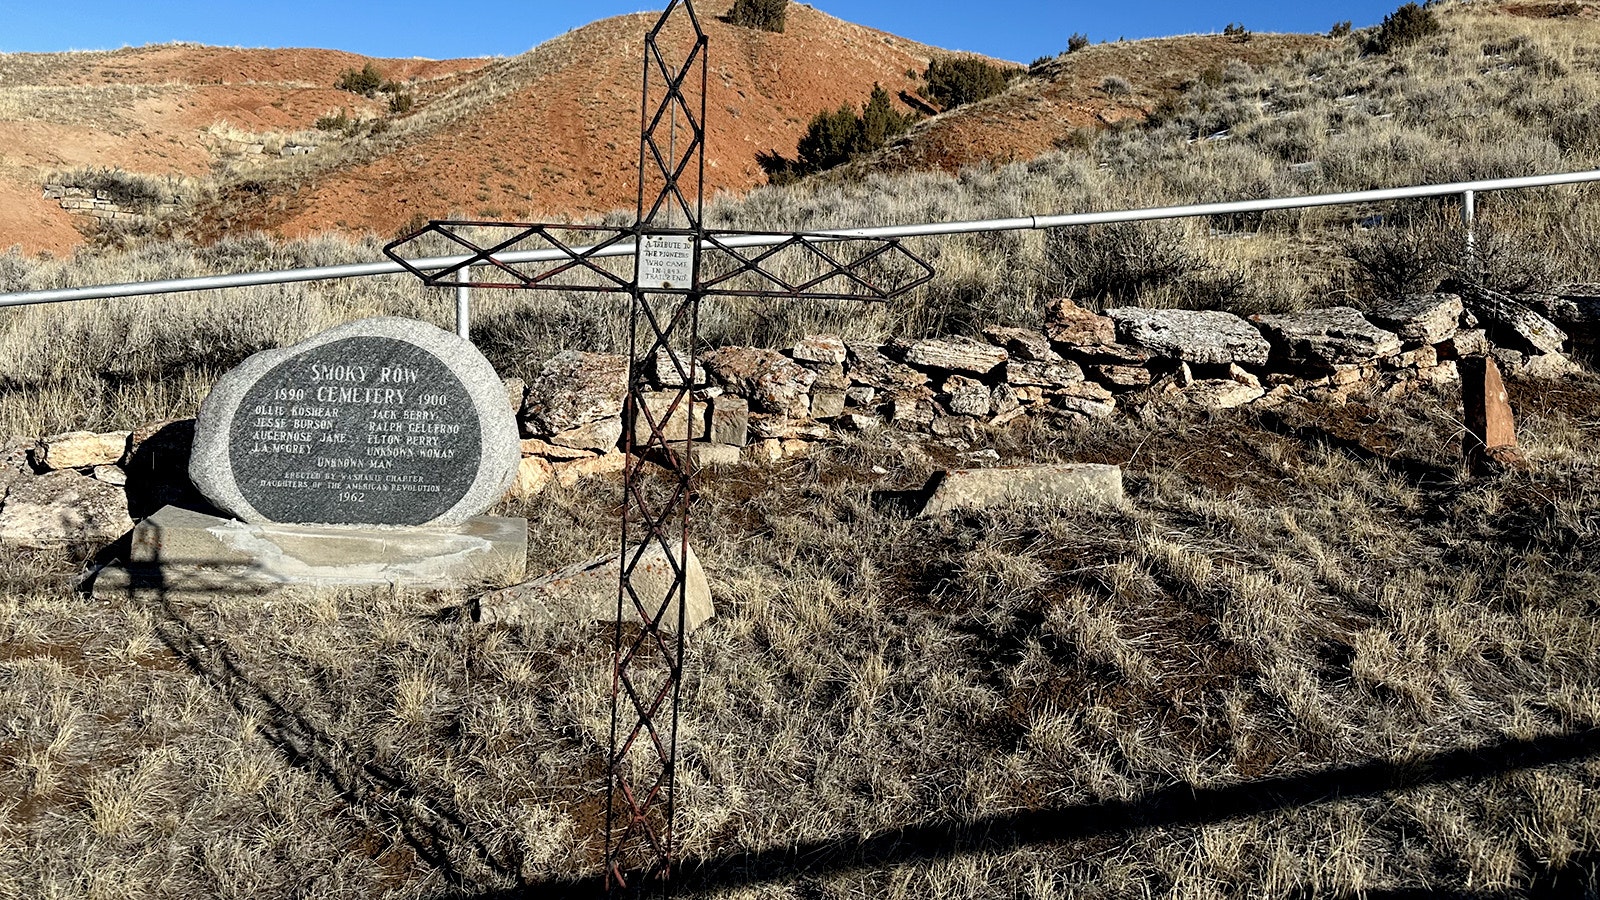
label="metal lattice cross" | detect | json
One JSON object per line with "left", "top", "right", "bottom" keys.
{"left": 384, "top": 2, "right": 932, "bottom": 895}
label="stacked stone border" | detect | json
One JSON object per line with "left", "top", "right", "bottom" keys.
{"left": 1, "top": 284, "right": 1593, "bottom": 548}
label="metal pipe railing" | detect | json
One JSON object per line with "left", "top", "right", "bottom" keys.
{"left": 2, "top": 168, "right": 1597, "bottom": 314}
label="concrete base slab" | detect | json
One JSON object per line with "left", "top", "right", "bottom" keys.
{"left": 93, "top": 505, "right": 526, "bottom": 598}
{"left": 475, "top": 542, "right": 714, "bottom": 633}
{"left": 919, "top": 463, "right": 1124, "bottom": 516}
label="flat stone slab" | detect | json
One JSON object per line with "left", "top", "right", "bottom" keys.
{"left": 919, "top": 463, "right": 1124, "bottom": 516}
{"left": 1252, "top": 307, "right": 1402, "bottom": 367}
{"left": 99, "top": 504, "right": 526, "bottom": 593}
{"left": 475, "top": 542, "right": 713, "bottom": 633}
{"left": 0, "top": 470, "right": 133, "bottom": 549}
{"left": 1108, "top": 308, "right": 1271, "bottom": 366}
{"left": 189, "top": 317, "right": 519, "bottom": 526}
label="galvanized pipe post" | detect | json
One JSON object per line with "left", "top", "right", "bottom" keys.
{"left": 455, "top": 265, "right": 472, "bottom": 340}
{"left": 1462, "top": 189, "right": 1477, "bottom": 262}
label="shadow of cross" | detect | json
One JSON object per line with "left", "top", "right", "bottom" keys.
{"left": 382, "top": 2, "right": 934, "bottom": 895}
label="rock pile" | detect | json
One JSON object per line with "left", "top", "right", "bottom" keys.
{"left": 0, "top": 286, "right": 1588, "bottom": 545}
{"left": 507, "top": 287, "right": 1581, "bottom": 492}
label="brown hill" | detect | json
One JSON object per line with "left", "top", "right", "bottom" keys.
{"left": 0, "top": 1, "right": 954, "bottom": 255}
{"left": 0, "top": 5, "right": 1348, "bottom": 259}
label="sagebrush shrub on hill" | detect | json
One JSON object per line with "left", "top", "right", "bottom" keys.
{"left": 1365, "top": 2, "right": 1441, "bottom": 55}
{"left": 923, "top": 57, "right": 1011, "bottom": 110}
{"left": 728, "top": 0, "right": 788, "bottom": 33}
{"left": 334, "top": 62, "right": 384, "bottom": 97}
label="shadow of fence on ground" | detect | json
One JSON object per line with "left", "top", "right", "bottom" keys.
{"left": 474, "top": 726, "right": 1600, "bottom": 899}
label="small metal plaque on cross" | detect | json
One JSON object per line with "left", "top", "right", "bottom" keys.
{"left": 383, "top": 2, "right": 933, "bottom": 895}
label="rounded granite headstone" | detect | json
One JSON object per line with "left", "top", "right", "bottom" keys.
{"left": 189, "top": 317, "right": 519, "bottom": 527}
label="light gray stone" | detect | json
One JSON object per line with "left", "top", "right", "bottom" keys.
{"left": 1043, "top": 298, "right": 1116, "bottom": 347}
{"left": 108, "top": 504, "right": 526, "bottom": 590}
{"left": 847, "top": 343, "right": 929, "bottom": 390}
{"left": 1181, "top": 379, "right": 1265, "bottom": 409}
{"left": 689, "top": 441, "right": 743, "bottom": 469}
{"left": 944, "top": 375, "right": 991, "bottom": 417}
{"left": 791, "top": 334, "right": 847, "bottom": 365}
{"left": 897, "top": 337, "right": 1008, "bottom": 374}
{"left": 1108, "top": 308, "right": 1272, "bottom": 366}
{"left": 708, "top": 395, "right": 750, "bottom": 446}
{"left": 1454, "top": 283, "right": 1568, "bottom": 356}
{"left": 0, "top": 470, "right": 133, "bottom": 549}
{"left": 651, "top": 347, "right": 710, "bottom": 388}
{"left": 475, "top": 542, "right": 714, "bottom": 633}
{"left": 1006, "top": 359, "right": 1085, "bottom": 387}
{"left": 1089, "top": 364, "right": 1153, "bottom": 389}
{"left": 549, "top": 416, "right": 623, "bottom": 453}
{"left": 845, "top": 386, "right": 877, "bottom": 407}
{"left": 1252, "top": 307, "right": 1402, "bottom": 367}
{"left": 31, "top": 430, "right": 130, "bottom": 471}
{"left": 702, "top": 347, "right": 815, "bottom": 417}
{"left": 1369, "top": 293, "right": 1463, "bottom": 345}
{"left": 919, "top": 463, "right": 1124, "bottom": 516}
{"left": 525, "top": 350, "right": 630, "bottom": 433}
{"left": 634, "top": 392, "right": 708, "bottom": 445}
{"left": 810, "top": 390, "right": 847, "bottom": 420}
{"left": 983, "top": 326, "right": 1062, "bottom": 362}
{"left": 189, "top": 317, "right": 519, "bottom": 527}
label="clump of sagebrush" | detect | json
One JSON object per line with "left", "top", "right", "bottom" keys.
{"left": 1364, "top": 1, "right": 1442, "bottom": 54}
{"left": 758, "top": 84, "right": 915, "bottom": 184}
{"left": 922, "top": 56, "right": 1014, "bottom": 110}
{"left": 727, "top": 0, "right": 788, "bottom": 33}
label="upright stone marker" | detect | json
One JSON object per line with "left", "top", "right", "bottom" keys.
{"left": 190, "top": 317, "right": 519, "bottom": 526}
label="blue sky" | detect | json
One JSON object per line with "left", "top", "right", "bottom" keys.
{"left": 1, "top": 1, "right": 1406, "bottom": 63}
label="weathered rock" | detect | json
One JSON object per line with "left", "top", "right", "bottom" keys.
{"left": 807, "top": 362, "right": 849, "bottom": 391}
{"left": 502, "top": 377, "right": 527, "bottom": 416}
{"left": 1053, "top": 395, "right": 1117, "bottom": 420}
{"left": 633, "top": 392, "right": 708, "bottom": 445}
{"left": 92, "top": 465, "right": 127, "bottom": 486}
{"left": 702, "top": 347, "right": 815, "bottom": 417}
{"left": 1387, "top": 345, "right": 1439, "bottom": 370}
{"left": 1064, "top": 341, "right": 1156, "bottom": 367}
{"left": 930, "top": 414, "right": 977, "bottom": 439}
{"left": 895, "top": 336, "right": 1008, "bottom": 375}
{"left": 1006, "top": 359, "right": 1085, "bottom": 387}
{"left": 889, "top": 389, "right": 936, "bottom": 429}
{"left": 525, "top": 350, "right": 629, "bottom": 434}
{"left": 1440, "top": 329, "right": 1489, "bottom": 360}
{"left": 708, "top": 395, "right": 750, "bottom": 446}
{"left": 513, "top": 456, "right": 555, "bottom": 498}
{"left": 983, "top": 326, "right": 1062, "bottom": 362}
{"left": 520, "top": 437, "right": 595, "bottom": 461}
{"left": 1108, "top": 308, "right": 1271, "bottom": 366}
{"left": 1043, "top": 298, "right": 1116, "bottom": 347}
{"left": 554, "top": 449, "right": 626, "bottom": 488}
{"left": 991, "top": 384, "right": 1022, "bottom": 418}
{"left": 845, "top": 386, "right": 877, "bottom": 407}
{"left": 1252, "top": 307, "right": 1402, "bottom": 368}
{"left": 475, "top": 542, "right": 711, "bottom": 632}
{"left": 791, "top": 334, "right": 847, "bottom": 365}
{"left": 651, "top": 347, "right": 710, "bottom": 388}
{"left": 1451, "top": 282, "right": 1567, "bottom": 356}
{"left": 1181, "top": 379, "right": 1265, "bottom": 409}
{"left": 31, "top": 430, "right": 130, "bottom": 471}
{"left": 748, "top": 415, "right": 829, "bottom": 442}
{"left": 810, "top": 390, "right": 847, "bottom": 420}
{"left": 1088, "top": 364, "right": 1153, "bottom": 389}
{"left": 1520, "top": 352, "right": 1584, "bottom": 379}
{"left": 944, "top": 375, "right": 992, "bottom": 417}
{"left": 743, "top": 439, "right": 811, "bottom": 463}
{"left": 847, "top": 343, "right": 929, "bottom": 390}
{"left": 1460, "top": 355, "right": 1520, "bottom": 475}
{"left": 549, "top": 416, "right": 623, "bottom": 453}
{"left": 1369, "top": 293, "right": 1463, "bottom": 345}
{"left": 190, "top": 317, "right": 519, "bottom": 527}
{"left": 1054, "top": 381, "right": 1115, "bottom": 402}
{"left": 919, "top": 463, "right": 1124, "bottom": 516}
{"left": 0, "top": 470, "right": 133, "bottom": 549}
{"left": 1227, "top": 363, "right": 1262, "bottom": 389}
{"left": 689, "top": 442, "right": 743, "bottom": 469}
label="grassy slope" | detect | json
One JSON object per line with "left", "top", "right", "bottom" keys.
{"left": 5, "top": 2, "right": 1600, "bottom": 897}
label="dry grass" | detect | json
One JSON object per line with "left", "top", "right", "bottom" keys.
{"left": 4, "top": 376, "right": 1600, "bottom": 898}
{"left": 5, "top": 5, "right": 1600, "bottom": 895}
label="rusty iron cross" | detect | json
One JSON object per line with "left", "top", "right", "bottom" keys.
{"left": 384, "top": 1, "right": 931, "bottom": 894}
